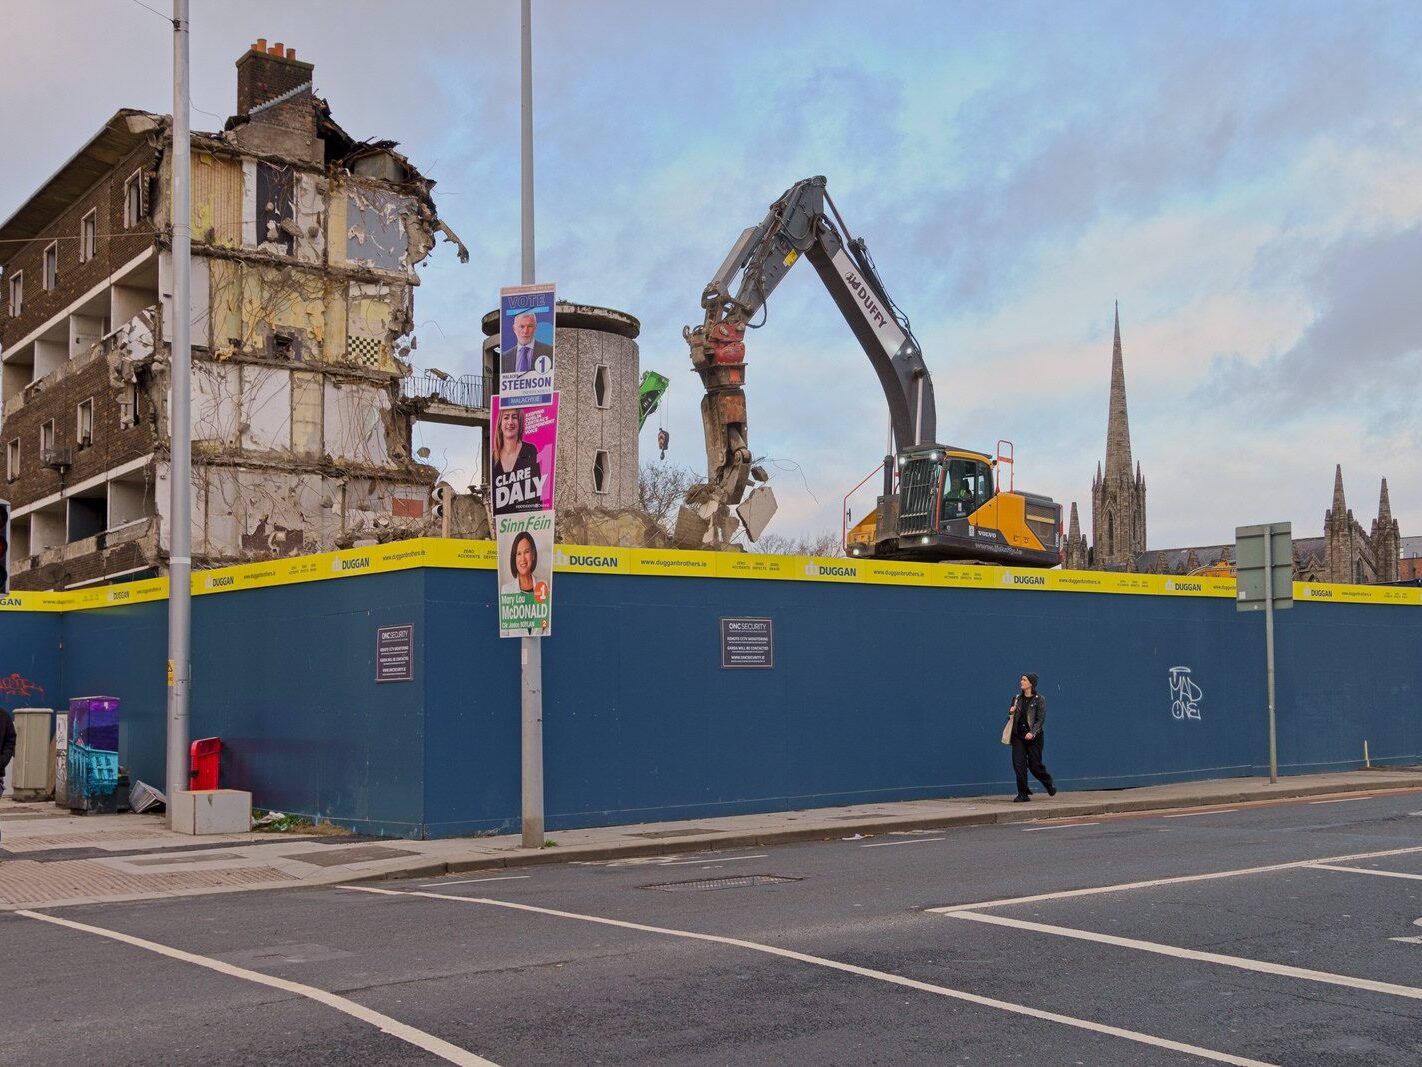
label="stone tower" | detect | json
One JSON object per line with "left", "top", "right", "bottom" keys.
{"left": 1372, "top": 479, "right": 1401, "bottom": 583}
{"left": 1063, "top": 501, "right": 1089, "bottom": 569}
{"left": 481, "top": 302, "right": 641, "bottom": 510}
{"left": 1323, "top": 466, "right": 1358, "bottom": 583}
{"left": 1323, "top": 466, "right": 1402, "bottom": 584}
{"left": 1088, "top": 305, "right": 1147, "bottom": 566}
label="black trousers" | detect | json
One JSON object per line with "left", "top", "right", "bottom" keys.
{"left": 1011, "top": 733, "right": 1053, "bottom": 796}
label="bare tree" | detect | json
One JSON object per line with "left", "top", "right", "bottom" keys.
{"left": 751, "top": 530, "right": 844, "bottom": 557}
{"left": 637, "top": 462, "right": 699, "bottom": 535}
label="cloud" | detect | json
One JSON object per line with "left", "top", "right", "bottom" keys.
{"left": 1204, "top": 222, "right": 1422, "bottom": 412}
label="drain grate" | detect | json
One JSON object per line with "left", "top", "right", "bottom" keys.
{"left": 643, "top": 874, "right": 801, "bottom": 892}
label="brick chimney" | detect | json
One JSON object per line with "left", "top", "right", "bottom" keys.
{"left": 233, "top": 41, "right": 319, "bottom": 161}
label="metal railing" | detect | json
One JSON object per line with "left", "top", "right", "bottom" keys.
{"left": 399, "top": 372, "right": 488, "bottom": 410}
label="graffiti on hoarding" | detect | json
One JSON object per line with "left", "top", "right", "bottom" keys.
{"left": 0, "top": 672, "right": 44, "bottom": 698}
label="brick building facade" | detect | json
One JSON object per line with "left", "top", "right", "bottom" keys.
{"left": 1, "top": 42, "right": 468, "bottom": 591}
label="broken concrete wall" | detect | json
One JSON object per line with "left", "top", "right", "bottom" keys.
{"left": 344, "top": 182, "right": 416, "bottom": 272}
{"left": 209, "top": 257, "right": 329, "bottom": 360}
{"left": 324, "top": 379, "right": 395, "bottom": 466}
{"left": 158, "top": 252, "right": 211, "bottom": 347}
{"left": 191, "top": 151, "right": 243, "bottom": 247}
{"left": 192, "top": 360, "right": 239, "bottom": 445}
{"left": 238, "top": 364, "right": 292, "bottom": 452}
{"left": 160, "top": 461, "right": 430, "bottom": 560}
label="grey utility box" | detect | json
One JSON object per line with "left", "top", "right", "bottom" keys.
{"left": 12, "top": 708, "right": 57, "bottom": 800}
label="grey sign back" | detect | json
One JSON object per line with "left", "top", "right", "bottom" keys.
{"left": 1235, "top": 522, "right": 1293, "bottom": 612}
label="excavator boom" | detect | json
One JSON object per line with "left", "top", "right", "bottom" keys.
{"left": 681, "top": 176, "right": 1060, "bottom": 566}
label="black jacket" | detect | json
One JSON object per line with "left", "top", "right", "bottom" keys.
{"left": 1013, "top": 693, "right": 1046, "bottom": 736}
{"left": 0, "top": 708, "right": 15, "bottom": 773}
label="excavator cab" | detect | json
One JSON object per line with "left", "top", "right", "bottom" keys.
{"left": 850, "top": 445, "right": 1061, "bottom": 566}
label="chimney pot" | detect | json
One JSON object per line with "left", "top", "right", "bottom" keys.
{"left": 269, "top": 42, "right": 284, "bottom": 55}
{"left": 285, "top": 46, "right": 296, "bottom": 60}
{"left": 255, "top": 37, "right": 267, "bottom": 52}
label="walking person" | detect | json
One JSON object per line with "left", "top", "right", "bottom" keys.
{"left": 1007, "top": 673, "right": 1056, "bottom": 802}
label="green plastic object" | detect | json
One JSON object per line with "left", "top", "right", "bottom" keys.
{"left": 638, "top": 371, "right": 670, "bottom": 429}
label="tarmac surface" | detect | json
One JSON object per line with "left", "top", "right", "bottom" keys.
{"left": 5, "top": 777, "right": 1422, "bottom": 1064}
{"left": 3, "top": 767, "right": 1421, "bottom": 910}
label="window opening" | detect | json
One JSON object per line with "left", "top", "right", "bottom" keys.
{"left": 593, "top": 364, "right": 610, "bottom": 408}
{"left": 593, "top": 450, "right": 609, "bottom": 494}
{"left": 80, "top": 210, "right": 97, "bottom": 262}
{"left": 43, "top": 243, "right": 58, "bottom": 290}
{"left": 123, "top": 171, "right": 146, "bottom": 228}
{"left": 77, "top": 399, "right": 94, "bottom": 447}
{"left": 939, "top": 457, "right": 994, "bottom": 523}
{"left": 8, "top": 271, "right": 22, "bottom": 316}
{"left": 120, "top": 383, "right": 140, "bottom": 428}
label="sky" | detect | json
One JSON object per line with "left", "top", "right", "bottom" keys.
{"left": 3, "top": 0, "right": 1420, "bottom": 549}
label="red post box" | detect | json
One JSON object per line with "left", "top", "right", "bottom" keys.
{"left": 189, "top": 737, "right": 221, "bottom": 791}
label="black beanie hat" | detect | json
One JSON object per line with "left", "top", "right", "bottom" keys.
{"left": 1025, "top": 672, "right": 1039, "bottom": 689}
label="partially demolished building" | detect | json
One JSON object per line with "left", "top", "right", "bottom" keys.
{"left": 0, "top": 41, "right": 467, "bottom": 590}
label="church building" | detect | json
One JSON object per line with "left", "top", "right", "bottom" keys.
{"left": 1062, "top": 309, "right": 1402, "bottom": 583}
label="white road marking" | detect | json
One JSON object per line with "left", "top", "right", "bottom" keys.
{"left": 420, "top": 875, "right": 532, "bottom": 888}
{"left": 1310, "top": 796, "right": 1371, "bottom": 805}
{"left": 1162, "top": 809, "right": 1239, "bottom": 818}
{"left": 16, "top": 909, "right": 497, "bottom": 1066}
{"left": 947, "top": 910, "right": 1422, "bottom": 1003}
{"left": 660, "top": 854, "right": 767, "bottom": 866}
{"left": 1308, "top": 864, "right": 1422, "bottom": 882}
{"left": 861, "top": 837, "right": 946, "bottom": 848}
{"left": 928, "top": 843, "right": 1422, "bottom": 913}
{"left": 340, "top": 885, "right": 1271, "bottom": 1066}
{"left": 1022, "top": 822, "right": 1100, "bottom": 832}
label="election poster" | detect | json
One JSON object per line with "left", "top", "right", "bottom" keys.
{"left": 499, "top": 282, "right": 556, "bottom": 397}
{"left": 497, "top": 510, "right": 554, "bottom": 638}
{"left": 490, "top": 393, "right": 558, "bottom": 515}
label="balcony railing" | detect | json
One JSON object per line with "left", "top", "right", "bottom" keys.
{"left": 400, "top": 372, "right": 488, "bottom": 410}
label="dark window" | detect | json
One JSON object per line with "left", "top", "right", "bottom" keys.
{"left": 80, "top": 210, "right": 97, "bottom": 262}
{"left": 593, "top": 365, "right": 610, "bottom": 408}
{"left": 256, "top": 163, "right": 295, "bottom": 254}
{"left": 939, "top": 457, "right": 994, "bottom": 522}
{"left": 124, "top": 171, "right": 146, "bottom": 228}
{"left": 593, "top": 450, "right": 609, "bottom": 493}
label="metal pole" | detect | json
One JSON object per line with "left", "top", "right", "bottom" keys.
{"left": 165, "top": 0, "right": 193, "bottom": 822}
{"left": 1264, "top": 526, "right": 1278, "bottom": 784}
{"left": 519, "top": 0, "right": 544, "bottom": 850}
{"left": 520, "top": 0, "right": 536, "bottom": 283}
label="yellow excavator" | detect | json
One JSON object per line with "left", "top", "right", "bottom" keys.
{"left": 681, "top": 175, "right": 1062, "bottom": 567}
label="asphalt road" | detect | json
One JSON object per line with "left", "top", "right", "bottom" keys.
{"left": 6, "top": 790, "right": 1422, "bottom": 1066}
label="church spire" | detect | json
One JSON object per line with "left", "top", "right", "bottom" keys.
{"left": 1104, "top": 302, "right": 1133, "bottom": 482}
{"left": 1378, "top": 478, "right": 1393, "bottom": 524}
{"left": 1330, "top": 464, "right": 1347, "bottom": 516}
{"left": 1068, "top": 501, "right": 1082, "bottom": 542}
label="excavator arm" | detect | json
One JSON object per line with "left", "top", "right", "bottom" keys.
{"left": 683, "top": 175, "right": 937, "bottom": 545}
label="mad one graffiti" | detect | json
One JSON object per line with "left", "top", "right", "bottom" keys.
{"left": 1169, "top": 666, "right": 1203, "bottom": 721}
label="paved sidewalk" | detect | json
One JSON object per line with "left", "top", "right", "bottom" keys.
{"left": 3, "top": 767, "right": 1420, "bottom": 911}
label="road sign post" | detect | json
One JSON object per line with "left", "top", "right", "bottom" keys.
{"left": 1236, "top": 522, "right": 1293, "bottom": 783}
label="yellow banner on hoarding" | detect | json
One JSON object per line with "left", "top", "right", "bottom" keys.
{"left": 1, "top": 535, "right": 1417, "bottom": 613}
{"left": 1295, "top": 581, "right": 1421, "bottom": 605}
{"left": 0, "top": 590, "right": 74, "bottom": 612}
{"left": 552, "top": 545, "right": 630, "bottom": 574}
